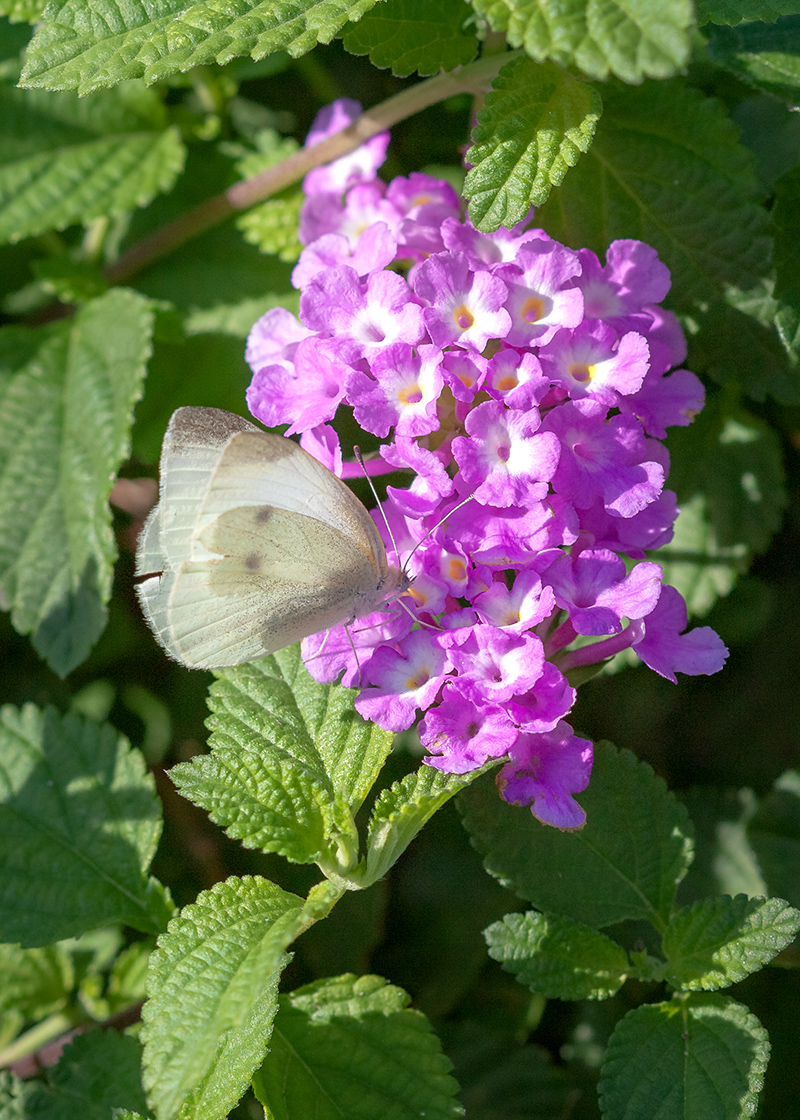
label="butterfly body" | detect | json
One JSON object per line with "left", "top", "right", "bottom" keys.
{"left": 136, "top": 407, "right": 406, "bottom": 669}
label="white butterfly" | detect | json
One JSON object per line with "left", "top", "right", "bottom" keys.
{"left": 135, "top": 407, "right": 409, "bottom": 669}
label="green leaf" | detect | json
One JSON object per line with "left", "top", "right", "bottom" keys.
{"left": 253, "top": 974, "right": 463, "bottom": 1120}
{"left": 0, "top": 83, "right": 185, "bottom": 244}
{"left": 697, "top": 1, "right": 800, "bottom": 24}
{"left": 485, "top": 911, "right": 628, "bottom": 999}
{"left": 20, "top": 0, "right": 381, "bottom": 93}
{"left": 0, "top": 0, "right": 46, "bottom": 23}
{"left": 237, "top": 192, "right": 303, "bottom": 261}
{"left": 448, "top": 1026, "right": 570, "bottom": 1120}
{"left": 0, "top": 288, "right": 152, "bottom": 675}
{"left": 678, "top": 787, "right": 767, "bottom": 905}
{"left": 459, "top": 742, "right": 693, "bottom": 930}
{"left": 363, "top": 763, "right": 485, "bottom": 886}
{"left": 470, "top": 0, "right": 693, "bottom": 83}
{"left": 536, "top": 78, "right": 772, "bottom": 307}
{"left": 654, "top": 494, "right": 746, "bottom": 617}
{"left": 142, "top": 876, "right": 303, "bottom": 1120}
{"left": 463, "top": 56, "right": 601, "bottom": 230}
{"left": 208, "top": 646, "right": 395, "bottom": 813}
{"left": 0, "top": 942, "right": 73, "bottom": 1019}
{"left": 748, "top": 770, "right": 800, "bottom": 907}
{"left": 666, "top": 396, "right": 787, "bottom": 558}
{"left": 707, "top": 16, "right": 800, "bottom": 107}
{"left": 0, "top": 1030, "right": 147, "bottom": 1120}
{"left": 341, "top": 0, "right": 479, "bottom": 76}
{"left": 774, "top": 164, "right": 800, "bottom": 308}
{"left": 663, "top": 895, "right": 800, "bottom": 991}
{"left": 599, "top": 995, "right": 770, "bottom": 1120}
{"left": 0, "top": 704, "right": 167, "bottom": 945}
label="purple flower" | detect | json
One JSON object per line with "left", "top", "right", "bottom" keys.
{"left": 542, "top": 399, "right": 664, "bottom": 517}
{"left": 413, "top": 252, "right": 511, "bottom": 351}
{"left": 499, "top": 723, "right": 593, "bottom": 829}
{"left": 348, "top": 343, "right": 443, "bottom": 438}
{"left": 446, "top": 625, "right": 545, "bottom": 706}
{"left": 496, "top": 241, "right": 584, "bottom": 347}
{"left": 633, "top": 584, "right": 729, "bottom": 682}
{"left": 303, "top": 98, "right": 389, "bottom": 198}
{"left": 543, "top": 548, "right": 662, "bottom": 636}
{"left": 420, "top": 686, "right": 519, "bottom": 772}
{"left": 355, "top": 630, "right": 451, "bottom": 731}
{"left": 300, "top": 266, "right": 425, "bottom": 356}
{"left": 452, "top": 399, "right": 561, "bottom": 508}
{"left": 538, "top": 322, "right": 650, "bottom": 406}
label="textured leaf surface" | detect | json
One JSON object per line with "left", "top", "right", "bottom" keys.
{"left": 0, "top": 83, "right": 185, "bottom": 243}
{"left": 364, "top": 764, "right": 483, "bottom": 886}
{"left": 142, "top": 876, "right": 303, "bottom": 1120}
{"left": 0, "top": 942, "right": 73, "bottom": 1019}
{"left": 697, "top": 0, "right": 800, "bottom": 25}
{"left": 0, "top": 1033, "right": 147, "bottom": 1119}
{"left": 341, "top": 0, "right": 479, "bottom": 76}
{"left": 0, "top": 0, "right": 46, "bottom": 21}
{"left": 207, "top": 647, "right": 395, "bottom": 813}
{"left": 464, "top": 56, "right": 600, "bottom": 230}
{"left": 707, "top": 17, "right": 800, "bottom": 107}
{"left": 0, "top": 288, "right": 152, "bottom": 674}
{"left": 536, "top": 79, "right": 772, "bottom": 307}
{"left": 485, "top": 911, "right": 628, "bottom": 999}
{"left": 460, "top": 742, "right": 693, "bottom": 929}
{"left": 20, "top": 0, "right": 381, "bottom": 93}
{"left": 237, "top": 192, "right": 303, "bottom": 260}
{"left": 599, "top": 995, "right": 770, "bottom": 1120}
{"left": 253, "top": 974, "right": 463, "bottom": 1120}
{"left": 470, "top": 0, "right": 693, "bottom": 82}
{"left": 0, "top": 704, "right": 166, "bottom": 945}
{"left": 663, "top": 895, "right": 800, "bottom": 991}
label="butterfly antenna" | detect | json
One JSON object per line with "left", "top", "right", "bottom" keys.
{"left": 404, "top": 491, "right": 477, "bottom": 566}
{"left": 354, "top": 446, "right": 402, "bottom": 560}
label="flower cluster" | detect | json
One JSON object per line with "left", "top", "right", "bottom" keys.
{"left": 246, "top": 100, "right": 728, "bottom": 828}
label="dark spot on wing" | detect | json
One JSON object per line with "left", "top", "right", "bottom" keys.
{"left": 254, "top": 506, "right": 273, "bottom": 523}
{"left": 245, "top": 554, "right": 261, "bottom": 571}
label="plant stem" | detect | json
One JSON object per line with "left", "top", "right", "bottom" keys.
{"left": 103, "top": 50, "right": 519, "bottom": 285}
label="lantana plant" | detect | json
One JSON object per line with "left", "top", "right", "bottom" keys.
{"left": 1, "top": 8, "right": 799, "bottom": 1120}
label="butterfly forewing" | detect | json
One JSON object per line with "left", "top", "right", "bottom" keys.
{"left": 135, "top": 407, "right": 400, "bottom": 669}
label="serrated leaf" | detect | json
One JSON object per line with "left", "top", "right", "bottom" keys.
{"left": 599, "top": 995, "right": 770, "bottom": 1120}
{"left": 697, "top": 1, "right": 800, "bottom": 24}
{"left": 208, "top": 647, "right": 395, "bottom": 813}
{"left": 707, "top": 15, "right": 800, "bottom": 107}
{"left": 0, "top": 0, "right": 46, "bottom": 22}
{"left": 0, "top": 704, "right": 167, "bottom": 946}
{"left": 463, "top": 55, "right": 600, "bottom": 230}
{"left": 537, "top": 79, "right": 772, "bottom": 308}
{"left": 253, "top": 974, "right": 463, "bottom": 1120}
{"left": 748, "top": 771, "right": 800, "bottom": 907}
{"left": 666, "top": 396, "right": 787, "bottom": 558}
{"left": 460, "top": 741, "right": 693, "bottom": 929}
{"left": 0, "top": 1030, "right": 147, "bottom": 1119}
{"left": 237, "top": 192, "right": 303, "bottom": 261}
{"left": 663, "top": 895, "right": 800, "bottom": 991}
{"left": 20, "top": 0, "right": 381, "bottom": 94}
{"left": 169, "top": 741, "right": 354, "bottom": 869}
{"left": 142, "top": 876, "right": 303, "bottom": 1120}
{"left": 341, "top": 0, "right": 479, "bottom": 76}
{"left": 0, "top": 83, "right": 185, "bottom": 244}
{"left": 363, "top": 764, "right": 484, "bottom": 886}
{"left": 0, "top": 288, "right": 152, "bottom": 674}
{"left": 485, "top": 910, "right": 628, "bottom": 999}
{"left": 471, "top": 0, "right": 693, "bottom": 83}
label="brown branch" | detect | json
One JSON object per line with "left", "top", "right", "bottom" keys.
{"left": 103, "top": 51, "right": 519, "bottom": 285}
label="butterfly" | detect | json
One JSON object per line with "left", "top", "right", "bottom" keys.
{"left": 135, "top": 406, "right": 409, "bottom": 669}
